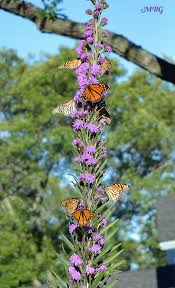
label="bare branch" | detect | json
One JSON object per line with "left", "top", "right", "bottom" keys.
{"left": 1, "top": 0, "right": 175, "bottom": 84}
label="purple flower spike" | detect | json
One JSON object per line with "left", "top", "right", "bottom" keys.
{"left": 81, "top": 286, "right": 87, "bottom": 288}
{"left": 70, "top": 253, "right": 84, "bottom": 267}
{"left": 86, "top": 266, "right": 95, "bottom": 275}
{"left": 90, "top": 244, "right": 101, "bottom": 254}
{"left": 68, "top": 266, "right": 82, "bottom": 280}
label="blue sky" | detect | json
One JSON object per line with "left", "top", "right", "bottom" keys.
{"left": 0, "top": 0, "right": 175, "bottom": 75}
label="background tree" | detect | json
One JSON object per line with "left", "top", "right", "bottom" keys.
{"left": 0, "top": 47, "right": 175, "bottom": 287}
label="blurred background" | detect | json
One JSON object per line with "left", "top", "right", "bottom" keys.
{"left": 0, "top": 0, "right": 175, "bottom": 287}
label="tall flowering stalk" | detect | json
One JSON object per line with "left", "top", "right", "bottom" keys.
{"left": 51, "top": 1, "right": 125, "bottom": 287}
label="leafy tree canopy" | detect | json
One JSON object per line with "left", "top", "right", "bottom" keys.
{"left": 0, "top": 47, "right": 175, "bottom": 286}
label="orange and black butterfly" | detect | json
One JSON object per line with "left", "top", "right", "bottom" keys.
{"left": 96, "top": 105, "right": 111, "bottom": 124}
{"left": 101, "top": 58, "right": 112, "bottom": 75}
{"left": 72, "top": 209, "right": 94, "bottom": 225}
{"left": 61, "top": 198, "right": 79, "bottom": 214}
{"left": 84, "top": 84, "right": 110, "bottom": 103}
{"left": 106, "top": 184, "right": 129, "bottom": 202}
{"left": 58, "top": 59, "right": 82, "bottom": 70}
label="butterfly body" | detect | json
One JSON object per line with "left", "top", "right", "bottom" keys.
{"left": 58, "top": 59, "right": 82, "bottom": 70}
{"left": 84, "top": 84, "right": 109, "bottom": 103}
{"left": 106, "top": 184, "right": 129, "bottom": 201}
{"left": 72, "top": 209, "right": 94, "bottom": 225}
{"left": 52, "top": 100, "right": 76, "bottom": 116}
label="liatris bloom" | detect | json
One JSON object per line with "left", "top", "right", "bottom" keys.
{"left": 76, "top": 40, "right": 85, "bottom": 56}
{"left": 68, "top": 266, "right": 82, "bottom": 280}
{"left": 91, "top": 64, "right": 101, "bottom": 76}
{"left": 85, "top": 9, "right": 92, "bottom": 15}
{"left": 80, "top": 52, "right": 92, "bottom": 61}
{"left": 90, "top": 244, "right": 101, "bottom": 254}
{"left": 69, "top": 223, "right": 77, "bottom": 234}
{"left": 70, "top": 253, "right": 84, "bottom": 267}
{"left": 95, "top": 3, "right": 103, "bottom": 10}
{"left": 101, "top": 17, "right": 108, "bottom": 25}
{"left": 105, "top": 45, "right": 112, "bottom": 52}
{"left": 72, "top": 138, "right": 84, "bottom": 148}
{"left": 96, "top": 264, "right": 107, "bottom": 272}
{"left": 86, "top": 36, "right": 94, "bottom": 44}
{"left": 102, "top": 218, "right": 108, "bottom": 227}
{"left": 73, "top": 119, "right": 85, "bottom": 131}
{"left": 75, "top": 63, "right": 90, "bottom": 74}
{"left": 86, "top": 266, "right": 95, "bottom": 275}
{"left": 55, "top": 1, "right": 124, "bottom": 287}
{"left": 79, "top": 173, "right": 96, "bottom": 184}
{"left": 85, "top": 122, "right": 100, "bottom": 133}
{"left": 84, "top": 144, "right": 96, "bottom": 154}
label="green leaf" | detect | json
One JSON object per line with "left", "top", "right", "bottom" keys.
{"left": 51, "top": 267, "right": 68, "bottom": 288}
{"left": 61, "top": 233, "right": 74, "bottom": 251}
{"left": 101, "top": 218, "right": 119, "bottom": 235}
{"left": 104, "top": 249, "right": 124, "bottom": 265}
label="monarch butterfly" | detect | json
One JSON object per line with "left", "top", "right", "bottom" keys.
{"left": 101, "top": 58, "right": 112, "bottom": 75}
{"left": 52, "top": 100, "right": 76, "bottom": 116}
{"left": 96, "top": 105, "right": 111, "bottom": 124}
{"left": 106, "top": 184, "right": 129, "bottom": 202}
{"left": 61, "top": 198, "right": 79, "bottom": 214}
{"left": 72, "top": 209, "right": 94, "bottom": 225}
{"left": 84, "top": 84, "right": 109, "bottom": 103}
{"left": 58, "top": 59, "right": 82, "bottom": 70}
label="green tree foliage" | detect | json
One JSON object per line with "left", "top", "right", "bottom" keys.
{"left": 0, "top": 47, "right": 175, "bottom": 286}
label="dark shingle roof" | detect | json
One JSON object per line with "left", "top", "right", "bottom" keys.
{"left": 156, "top": 195, "right": 175, "bottom": 242}
{"left": 105, "top": 265, "right": 175, "bottom": 288}
{"left": 106, "top": 268, "right": 157, "bottom": 288}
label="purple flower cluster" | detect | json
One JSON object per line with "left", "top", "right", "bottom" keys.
{"left": 68, "top": 266, "right": 82, "bottom": 281}
{"left": 70, "top": 253, "right": 84, "bottom": 267}
{"left": 69, "top": 223, "right": 77, "bottom": 234}
{"left": 79, "top": 173, "right": 96, "bottom": 184}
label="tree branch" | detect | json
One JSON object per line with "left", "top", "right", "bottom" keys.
{"left": 1, "top": 0, "right": 175, "bottom": 84}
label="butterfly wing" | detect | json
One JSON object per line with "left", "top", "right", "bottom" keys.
{"left": 52, "top": 100, "right": 76, "bottom": 116}
{"left": 84, "top": 84, "right": 109, "bottom": 103}
{"left": 97, "top": 105, "right": 111, "bottom": 124}
{"left": 72, "top": 209, "right": 94, "bottom": 225}
{"left": 101, "top": 58, "right": 112, "bottom": 75}
{"left": 106, "top": 184, "right": 129, "bottom": 202}
{"left": 61, "top": 198, "right": 79, "bottom": 214}
{"left": 58, "top": 59, "right": 82, "bottom": 70}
